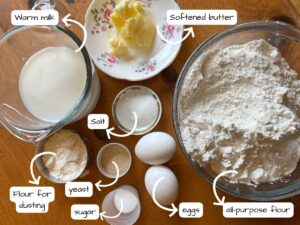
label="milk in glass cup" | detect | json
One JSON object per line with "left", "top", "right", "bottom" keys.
{"left": 0, "top": 25, "right": 100, "bottom": 143}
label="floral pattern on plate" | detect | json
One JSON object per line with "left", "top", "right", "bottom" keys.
{"left": 160, "top": 24, "right": 182, "bottom": 41}
{"left": 138, "top": 0, "right": 159, "bottom": 8}
{"left": 97, "top": 52, "right": 120, "bottom": 67}
{"left": 90, "top": 0, "right": 116, "bottom": 34}
{"left": 135, "top": 60, "right": 157, "bottom": 74}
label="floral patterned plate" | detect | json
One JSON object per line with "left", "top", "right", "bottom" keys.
{"left": 85, "top": 0, "right": 183, "bottom": 81}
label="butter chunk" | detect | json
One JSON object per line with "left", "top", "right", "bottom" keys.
{"left": 109, "top": 38, "right": 128, "bottom": 56}
{"left": 109, "top": 0, "right": 156, "bottom": 56}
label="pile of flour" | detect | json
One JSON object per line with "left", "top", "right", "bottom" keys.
{"left": 179, "top": 39, "right": 300, "bottom": 185}
{"left": 42, "top": 130, "right": 88, "bottom": 181}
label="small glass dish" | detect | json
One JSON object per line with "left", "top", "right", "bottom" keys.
{"left": 112, "top": 85, "right": 162, "bottom": 135}
{"left": 97, "top": 143, "right": 132, "bottom": 178}
{"left": 102, "top": 185, "right": 141, "bottom": 225}
{"left": 35, "top": 130, "right": 90, "bottom": 183}
{"left": 173, "top": 20, "right": 300, "bottom": 201}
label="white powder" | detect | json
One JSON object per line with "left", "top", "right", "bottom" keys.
{"left": 100, "top": 144, "right": 130, "bottom": 175}
{"left": 42, "top": 130, "right": 88, "bottom": 181}
{"left": 115, "top": 86, "right": 161, "bottom": 133}
{"left": 179, "top": 39, "right": 300, "bottom": 185}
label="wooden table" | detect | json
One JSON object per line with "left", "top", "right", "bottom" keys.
{"left": 0, "top": 0, "right": 300, "bottom": 225}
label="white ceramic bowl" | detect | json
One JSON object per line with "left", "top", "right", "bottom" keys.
{"left": 85, "top": 0, "right": 183, "bottom": 81}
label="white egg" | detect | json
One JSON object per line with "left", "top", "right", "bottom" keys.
{"left": 144, "top": 165, "right": 179, "bottom": 206}
{"left": 135, "top": 132, "right": 176, "bottom": 165}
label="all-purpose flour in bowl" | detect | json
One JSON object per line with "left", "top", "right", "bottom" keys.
{"left": 179, "top": 39, "right": 300, "bottom": 185}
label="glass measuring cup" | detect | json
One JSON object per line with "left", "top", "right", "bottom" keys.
{"left": 0, "top": 25, "right": 100, "bottom": 143}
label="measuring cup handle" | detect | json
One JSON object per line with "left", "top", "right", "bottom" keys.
{"left": 0, "top": 104, "right": 50, "bottom": 143}
{"left": 0, "top": 118, "right": 49, "bottom": 143}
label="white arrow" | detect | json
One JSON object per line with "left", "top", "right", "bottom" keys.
{"left": 213, "top": 170, "right": 238, "bottom": 206}
{"left": 156, "top": 25, "right": 195, "bottom": 45}
{"left": 100, "top": 199, "right": 123, "bottom": 220}
{"left": 152, "top": 177, "right": 178, "bottom": 217}
{"left": 28, "top": 152, "right": 56, "bottom": 185}
{"left": 106, "top": 111, "right": 137, "bottom": 139}
{"left": 95, "top": 161, "right": 119, "bottom": 191}
{"left": 62, "top": 14, "right": 87, "bottom": 53}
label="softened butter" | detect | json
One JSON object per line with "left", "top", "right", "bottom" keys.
{"left": 109, "top": 0, "right": 156, "bottom": 57}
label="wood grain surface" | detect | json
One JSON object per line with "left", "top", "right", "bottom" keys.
{"left": 0, "top": 0, "right": 300, "bottom": 225}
